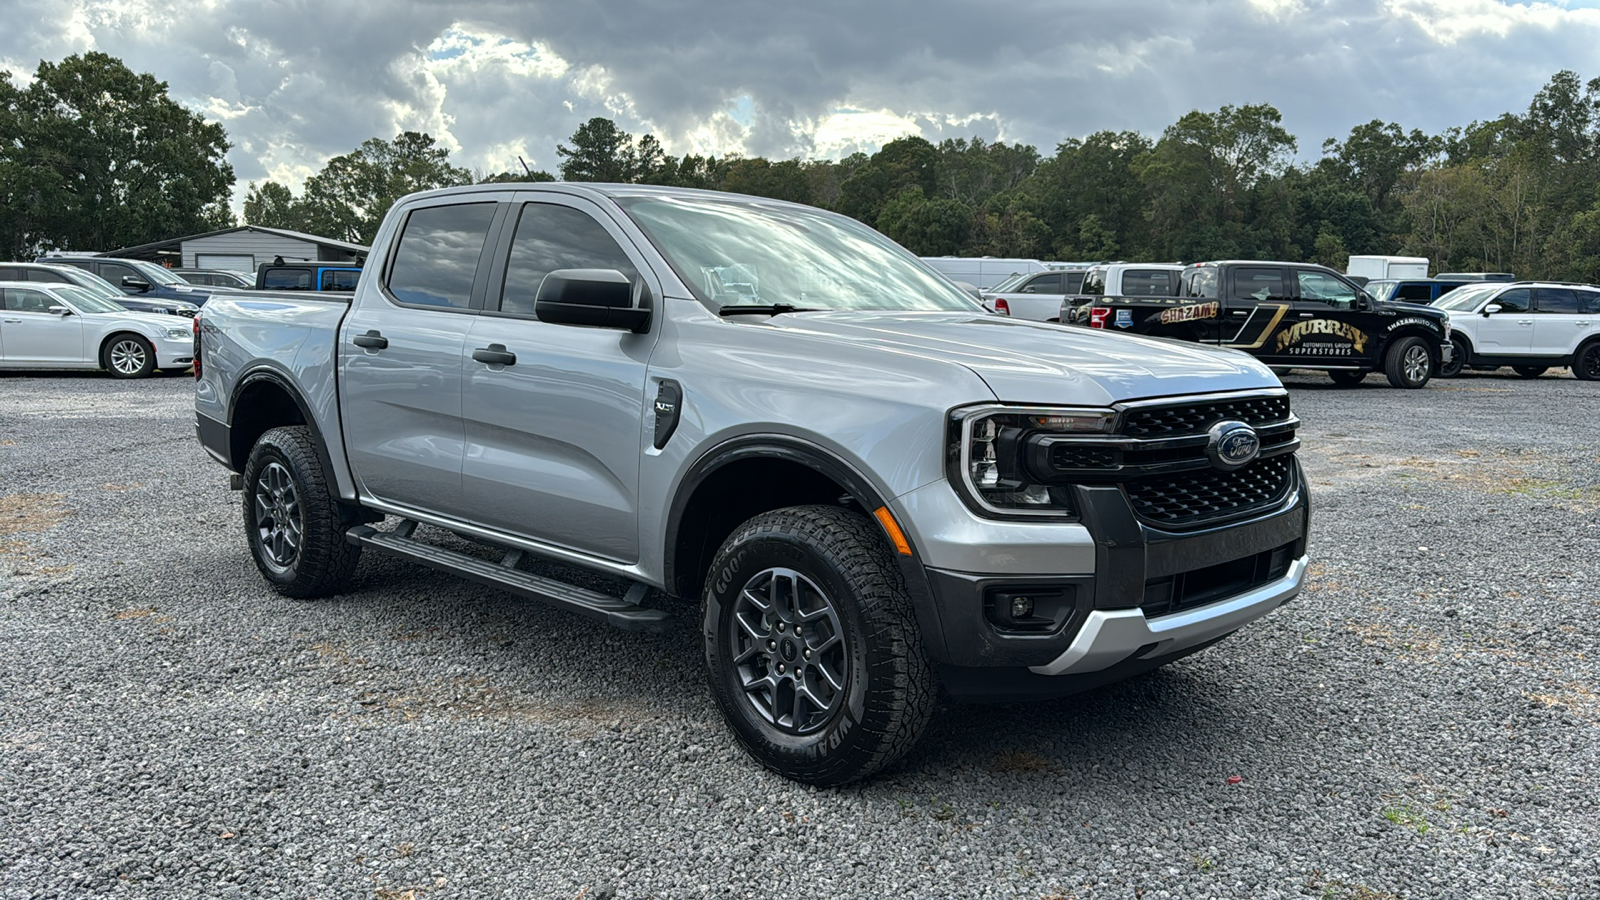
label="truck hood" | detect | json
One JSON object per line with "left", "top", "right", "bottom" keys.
{"left": 763, "top": 311, "right": 1278, "bottom": 406}
{"left": 1377, "top": 300, "right": 1447, "bottom": 318}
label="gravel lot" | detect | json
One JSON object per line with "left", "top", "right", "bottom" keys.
{"left": 1, "top": 368, "right": 1597, "bottom": 899}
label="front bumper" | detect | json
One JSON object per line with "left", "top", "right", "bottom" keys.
{"left": 156, "top": 336, "right": 194, "bottom": 368}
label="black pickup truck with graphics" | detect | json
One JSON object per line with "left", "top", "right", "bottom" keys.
{"left": 1081, "top": 261, "right": 1453, "bottom": 388}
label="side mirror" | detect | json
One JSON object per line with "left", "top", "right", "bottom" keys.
{"left": 122, "top": 276, "right": 151, "bottom": 292}
{"left": 48, "top": 305, "right": 72, "bottom": 317}
{"left": 534, "top": 268, "right": 650, "bottom": 333}
{"left": 1482, "top": 303, "right": 1503, "bottom": 317}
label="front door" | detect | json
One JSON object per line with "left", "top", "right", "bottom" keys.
{"left": 338, "top": 200, "right": 500, "bottom": 517}
{"left": 459, "top": 197, "right": 660, "bottom": 563}
{"left": 1475, "top": 287, "right": 1535, "bottom": 357}
{"left": 1269, "top": 269, "right": 1375, "bottom": 367}
{"left": 0, "top": 288, "right": 86, "bottom": 364}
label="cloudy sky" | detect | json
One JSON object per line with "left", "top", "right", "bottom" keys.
{"left": 5, "top": 0, "right": 1600, "bottom": 208}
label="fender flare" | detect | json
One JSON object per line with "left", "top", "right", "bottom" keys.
{"left": 226, "top": 365, "right": 336, "bottom": 481}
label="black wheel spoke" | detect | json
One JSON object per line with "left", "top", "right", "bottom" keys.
{"left": 729, "top": 566, "right": 847, "bottom": 736}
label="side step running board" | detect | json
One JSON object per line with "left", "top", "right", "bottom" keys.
{"left": 345, "top": 522, "right": 671, "bottom": 633}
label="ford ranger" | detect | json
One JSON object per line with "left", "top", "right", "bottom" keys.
{"left": 195, "top": 184, "right": 1309, "bottom": 785}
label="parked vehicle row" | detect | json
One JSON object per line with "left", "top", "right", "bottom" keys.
{"left": 0, "top": 280, "right": 196, "bottom": 377}
{"left": 1435, "top": 281, "right": 1600, "bottom": 380}
{"left": 0, "top": 263, "right": 199, "bottom": 317}
{"left": 36, "top": 253, "right": 220, "bottom": 307}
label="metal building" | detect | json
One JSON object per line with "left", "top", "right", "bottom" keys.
{"left": 107, "top": 226, "right": 368, "bottom": 274}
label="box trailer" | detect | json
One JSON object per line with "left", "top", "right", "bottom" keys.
{"left": 1347, "top": 255, "right": 1429, "bottom": 281}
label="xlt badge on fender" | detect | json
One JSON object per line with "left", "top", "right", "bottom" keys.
{"left": 653, "top": 379, "right": 683, "bottom": 449}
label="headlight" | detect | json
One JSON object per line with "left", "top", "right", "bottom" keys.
{"left": 164, "top": 327, "right": 190, "bottom": 340}
{"left": 948, "top": 405, "right": 1114, "bottom": 518}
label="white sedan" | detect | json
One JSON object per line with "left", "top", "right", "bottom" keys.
{"left": 0, "top": 281, "right": 196, "bottom": 378}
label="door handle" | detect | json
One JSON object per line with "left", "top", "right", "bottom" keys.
{"left": 1, "top": 318, "right": 20, "bottom": 324}
{"left": 1298, "top": 312, "right": 1316, "bottom": 318}
{"left": 1518, "top": 319, "right": 1533, "bottom": 326}
{"left": 472, "top": 344, "right": 517, "bottom": 366}
{"left": 352, "top": 330, "right": 388, "bottom": 349}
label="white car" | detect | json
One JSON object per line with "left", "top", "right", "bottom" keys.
{"left": 982, "top": 268, "right": 1089, "bottom": 321}
{"left": 1435, "top": 281, "right": 1600, "bottom": 380}
{"left": 0, "top": 280, "right": 196, "bottom": 378}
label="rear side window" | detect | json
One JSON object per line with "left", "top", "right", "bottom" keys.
{"left": 1123, "top": 269, "right": 1177, "bottom": 297}
{"left": 1577, "top": 290, "right": 1600, "bottom": 314}
{"left": 26, "top": 270, "right": 67, "bottom": 283}
{"left": 1534, "top": 288, "right": 1581, "bottom": 314}
{"left": 1395, "top": 283, "right": 1433, "bottom": 302}
{"left": 320, "top": 269, "right": 361, "bottom": 291}
{"left": 1063, "top": 272, "right": 1085, "bottom": 293}
{"left": 1233, "top": 267, "right": 1286, "bottom": 303}
{"left": 386, "top": 203, "right": 497, "bottom": 309}
{"left": 263, "top": 268, "right": 313, "bottom": 290}
{"left": 1024, "top": 273, "right": 1063, "bottom": 293}
{"left": 498, "top": 202, "right": 638, "bottom": 317}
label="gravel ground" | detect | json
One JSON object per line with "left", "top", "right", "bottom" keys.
{"left": 1, "top": 368, "right": 1597, "bottom": 899}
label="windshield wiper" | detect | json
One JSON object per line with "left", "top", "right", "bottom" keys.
{"left": 717, "top": 303, "right": 819, "bottom": 317}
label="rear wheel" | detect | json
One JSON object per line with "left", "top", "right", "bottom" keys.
{"left": 242, "top": 426, "right": 361, "bottom": 598}
{"left": 1512, "top": 365, "right": 1548, "bottom": 379}
{"left": 1328, "top": 370, "right": 1367, "bottom": 386}
{"left": 1574, "top": 342, "right": 1600, "bottom": 381}
{"left": 702, "top": 505, "right": 934, "bottom": 786}
{"left": 102, "top": 334, "right": 156, "bottom": 379}
{"left": 1384, "top": 336, "right": 1434, "bottom": 389}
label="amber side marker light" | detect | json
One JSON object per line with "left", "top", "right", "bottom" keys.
{"left": 872, "top": 506, "right": 914, "bottom": 556}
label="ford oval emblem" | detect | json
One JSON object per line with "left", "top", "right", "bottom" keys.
{"left": 1205, "top": 420, "right": 1261, "bottom": 471}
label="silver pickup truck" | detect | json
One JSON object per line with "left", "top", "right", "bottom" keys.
{"left": 195, "top": 183, "right": 1309, "bottom": 785}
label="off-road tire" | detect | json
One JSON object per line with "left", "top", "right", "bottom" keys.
{"left": 1384, "top": 336, "right": 1434, "bottom": 389}
{"left": 1512, "top": 365, "right": 1548, "bottom": 379}
{"left": 1572, "top": 342, "right": 1600, "bottom": 381}
{"left": 242, "top": 426, "right": 361, "bottom": 598}
{"left": 101, "top": 333, "right": 156, "bottom": 379}
{"left": 702, "top": 505, "right": 934, "bottom": 786}
{"left": 1328, "top": 370, "right": 1367, "bottom": 387}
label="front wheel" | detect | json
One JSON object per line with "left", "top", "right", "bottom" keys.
{"left": 1328, "top": 370, "right": 1367, "bottom": 387}
{"left": 1574, "top": 342, "right": 1600, "bottom": 381}
{"left": 1512, "top": 365, "right": 1548, "bottom": 379}
{"left": 102, "top": 334, "right": 156, "bottom": 379}
{"left": 1384, "top": 336, "right": 1434, "bottom": 389}
{"left": 1437, "top": 349, "right": 1465, "bottom": 378}
{"left": 242, "top": 426, "right": 361, "bottom": 598}
{"left": 702, "top": 505, "right": 934, "bottom": 786}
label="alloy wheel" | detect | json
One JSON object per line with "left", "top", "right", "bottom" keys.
{"left": 729, "top": 567, "right": 848, "bottom": 735}
{"left": 1402, "top": 344, "right": 1431, "bottom": 384}
{"left": 253, "top": 461, "right": 304, "bottom": 571}
{"left": 109, "top": 339, "right": 147, "bottom": 375}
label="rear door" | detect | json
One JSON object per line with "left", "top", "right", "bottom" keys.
{"left": 339, "top": 199, "right": 501, "bottom": 518}
{"left": 1530, "top": 287, "right": 1591, "bottom": 357}
{"left": 457, "top": 195, "right": 661, "bottom": 562}
{"left": 1475, "top": 287, "right": 1534, "bottom": 357}
{"left": 1217, "top": 266, "right": 1292, "bottom": 354}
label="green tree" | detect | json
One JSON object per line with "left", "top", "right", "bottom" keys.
{"left": 875, "top": 188, "right": 971, "bottom": 255}
{"left": 556, "top": 117, "right": 674, "bottom": 183}
{"left": 1036, "top": 131, "right": 1152, "bottom": 259}
{"left": 298, "top": 131, "right": 472, "bottom": 245}
{"left": 721, "top": 158, "right": 813, "bottom": 204}
{"left": 243, "top": 181, "right": 307, "bottom": 230}
{"left": 0, "top": 53, "right": 234, "bottom": 254}
{"left": 836, "top": 136, "right": 938, "bottom": 224}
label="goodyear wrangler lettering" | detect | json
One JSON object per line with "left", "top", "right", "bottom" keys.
{"left": 1158, "top": 302, "right": 1220, "bottom": 325}
{"left": 1274, "top": 319, "right": 1369, "bottom": 353}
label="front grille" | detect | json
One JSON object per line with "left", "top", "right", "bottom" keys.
{"left": 1141, "top": 542, "right": 1295, "bottom": 618}
{"left": 1120, "top": 395, "right": 1290, "bottom": 438}
{"left": 1126, "top": 455, "right": 1294, "bottom": 528}
{"left": 1048, "top": 445, "right": 1117, "bottom": 470}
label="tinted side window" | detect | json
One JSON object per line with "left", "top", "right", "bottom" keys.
{"left": 0, "top": 267, "right": 17, "bottom": 279}
{"left": 263, "top": 268, "right": 313, "bottom": 290}
{"left": 499, "top": 203, "right": 638, "bottom": 316}
{"left": 1395, "top": 283, "right": 1433, "bottom": 302}
{"left": 1063, "top": 272, "right": 1085, "bottom": 293}
{"left": 97, "top": 262, "right": 141, "bottom": 287}
{"left": 1025, "top": 273, "right": 1063, "bottom": 293}
{"left": 1534, "top": 288, "right": 1580, "bottom": 314}
{"left": 1577, "top": 290, "right": 1600, "bottom": 314}
{"left": 27, "top": 270, "right": 67, "bottom": 283}
{"left": 1233, "top": 267, "right": 1286, "bottom": 303}
{"left": 1494, "top": 288, "right": 1531, "bottom": 313}
{"left": 321, "top": 269, "right": 361, "bottom": 291}
{"left": 386, "top": 203, "right": 497, "bottom": 309}
{"left": 1123, "top": 269, "right": 1177, "bottom": 297}
{"left": 2, "top": 287, "right": 54, "bottom": 312}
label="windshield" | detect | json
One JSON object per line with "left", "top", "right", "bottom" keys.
{"left": 987, "top": 273, "right": 1028, "bottom": 293}
{"left": 131, "top": 260, "right": 186, "bottom": 286}
{"left": 53, "top": 286, "right": 130, "bottom": 313}
{"left": 63, "top": 272, "right": 124, "bottom": 300}
{"left": 617, "top": 196, "right": 982, "bottom": 312}
{"left": 1434, "top": 283, "right": 1501, "bottom": 312}
{"left": 1365, "top": 281, "right": 1397, "bottom": 303}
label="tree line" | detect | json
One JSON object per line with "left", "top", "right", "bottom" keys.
{"left": 4, "top": 53, "right": 1598, "bottom": 281}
